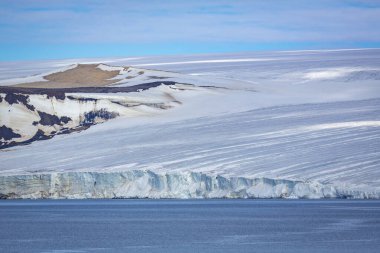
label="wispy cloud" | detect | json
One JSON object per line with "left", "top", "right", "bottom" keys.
{"left": 0, "top": 0, "right": 379, "bottom": 60}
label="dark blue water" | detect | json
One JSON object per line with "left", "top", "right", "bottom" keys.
{"left": 0, "top": 200, "right": 379, "bottom": 253}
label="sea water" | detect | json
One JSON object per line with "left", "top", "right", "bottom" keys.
{"left": 0, "top": 199, "right": 379, "bottom": 253}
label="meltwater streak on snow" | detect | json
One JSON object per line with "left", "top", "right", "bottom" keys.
{"left": 304, "top": 121, "right": 380, "bottom": 131}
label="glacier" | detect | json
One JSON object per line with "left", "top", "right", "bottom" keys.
{"left": 1, "top": 49, "right": 380, "bottom": 199}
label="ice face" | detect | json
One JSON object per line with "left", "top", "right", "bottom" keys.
{"left": 3, "top": 170, "right": 374, "bottom": 200}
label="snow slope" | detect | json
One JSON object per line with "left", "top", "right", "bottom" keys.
{"left": 0, "top": 49, "right": 380, "bottom": 199}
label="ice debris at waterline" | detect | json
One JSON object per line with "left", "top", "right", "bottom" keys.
{"left": 0, "top": 171, "right": 378, "bottom": 199}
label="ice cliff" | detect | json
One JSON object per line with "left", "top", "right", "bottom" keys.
{"left": 0, "top": 170, "right": 378, "bottom": 199}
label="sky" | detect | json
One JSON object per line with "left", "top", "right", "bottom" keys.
{"left": 1, "top": 0, "right": 380, "bottom": 61}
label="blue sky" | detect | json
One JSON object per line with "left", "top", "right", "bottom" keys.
{"left": 1, "top": 0, "right": 380, "bottom": 61}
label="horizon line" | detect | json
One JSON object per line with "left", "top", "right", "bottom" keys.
{"left": 1, "top": 47, "right": 379, "bottom": 63}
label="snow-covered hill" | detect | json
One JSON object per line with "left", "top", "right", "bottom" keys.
{"left": 0, "top": 49, "right": 380, "bottom": 199}
{"left": 0, "top": 82, "right": 208, "bottom": 148}
{"left": 0, "top": 63, "right": 218, "bottom": 148}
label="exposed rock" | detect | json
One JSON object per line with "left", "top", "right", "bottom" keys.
{"left": 4, "top": 93, "right": 35, "bottom": 110}
{"left": 67, "top": 96, "right": 97, "bottom": 102}
{"left": 37, "top": 111, "right": 62, "bottom": 126}
{"left": 0, "top": 81, "right": 178, "bottom": 94}
{"left": 60, "top": 116, "right": 72, "bottom": 124}
{"left": 0, "top": 125, "right": 21, "bottom": 141}
{"left": 82, "top": 109, "right": 119, "bottom": 126}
